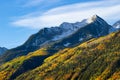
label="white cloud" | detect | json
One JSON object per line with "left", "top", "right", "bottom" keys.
{"left": 12, "top": 0, "right": 120, "bottom": 29}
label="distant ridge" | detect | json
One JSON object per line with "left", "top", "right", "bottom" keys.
{"left": 0, "top": 47, "right": 7, "bottom": 55}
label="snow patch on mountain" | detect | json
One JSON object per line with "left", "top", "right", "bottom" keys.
{"left": 115, "top": 24, "right": 120, "bottom": 29}
{"left": 110, "top": 20, "right": 120, "bottom": 33}
{"left": 52, "top": 30, "right": 72, "bottom": 41}
{"left": 113, "top": 20, "right": 120, "bottom": 29}
{"left": 86, "top": 15, "right": 97, "bottom": 23}
{"left": 79, "top": 38, "right": 84, "bottom": 41}
{"left": 64, "top": 43, "right": 71, "bottom": 47}
{"left": 52, "top": 15, "right": 97, "bottom": 41}
{"left": 23, "top": 15, "right": 111, "bottom": 49}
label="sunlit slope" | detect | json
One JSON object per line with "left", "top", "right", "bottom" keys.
{"left": 16, "top": 31, "right": 120, "bottom": 80}
{"left": 0, "top": 48, "right": 50, "bottom": 80}
{"left": 0, "top": 31, "right": 120, "bottom": 80}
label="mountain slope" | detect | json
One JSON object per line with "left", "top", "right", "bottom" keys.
{"left": 0, "top": 15, "right": 112, "bottom": 64}
{"left": 109, "top": 20, "right": 120, "bottom": 32}
{"left": 0, "top": 30, "right": 120, "bottom": 80}
{"left": 0, "top": 47, "right": 7, "bottom": 55}
{"left": 16, "top": 31, "right": 120, "bottom": 80}
{"left": 113, "top": 20, "right": 120, "bottom": 30}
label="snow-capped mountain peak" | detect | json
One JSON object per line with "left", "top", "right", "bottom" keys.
{"left": 86, "top": 15, "right": 98, "bottom": 23}
{"left": 60, "top": 15, "right": 102, "bottom": 31}
{"left": 0, "top": 15, "right": 112, "bottom": 63}
{"left": 25, "top": 15, "right": 110, "bottom": 44}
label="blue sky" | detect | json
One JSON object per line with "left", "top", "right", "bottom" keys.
{"left": 0, "top": 0, "right": 120, "bottom": 49}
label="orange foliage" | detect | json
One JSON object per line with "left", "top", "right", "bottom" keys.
{"left": 45, "top": 76, "right": 54, "bottom": 80}
{"left": 109, "top": 71, "right": 120, "bottom": 80}
{"left": 96, "top": 43, "right": 106, "bottom": 50}
{"left": 0, "top": 71, "right": 8, "bottom": 80}
{"left": 63, "top": 73, "right": 72, "bottom": 79}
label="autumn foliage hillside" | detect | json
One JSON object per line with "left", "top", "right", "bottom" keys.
{"left": 0, "top": 31, "right": 120, "bottom": 80}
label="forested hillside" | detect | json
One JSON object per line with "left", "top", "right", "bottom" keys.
{"left": 0, "top": 31, "right": 120, "bottom": 80}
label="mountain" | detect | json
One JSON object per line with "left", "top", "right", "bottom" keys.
{"left": 0, "top": 15, "right": 112, "bottom": 64}
{"left": 113, "top": 20, "right": 120, "bottom": 30}
{"left": 0, "top": 47, "right": 7, "bottom": 55}
{"left": 110, "top": 20, "right": 120, "bottom": 32}
{"left": 0, "top": 30, "right": 120, "bottom": 80}
{"left": 17, "top": 31, "right": 120, "bottom": 80}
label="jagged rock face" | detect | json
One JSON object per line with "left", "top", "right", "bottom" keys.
{"left": 49, "top": 15, "right": 112, "bottom": 50}
{"left": 23, "top": 21, "right": 89, "bottom": 48}
{"left": 0, "top": 15, "right": 112, "bottom": 64}
{"left": 0, "top": 47, "right": 7, "bottom": 55}
{"left": 21, "top": 15, "right": 111, "bottom": 48}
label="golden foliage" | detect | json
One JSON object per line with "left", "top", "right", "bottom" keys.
{"left": 96, "top": 43, "right": 106, "bottom": 50}
{"left": 108, "top": 71, "right": 120, "bottom": 80}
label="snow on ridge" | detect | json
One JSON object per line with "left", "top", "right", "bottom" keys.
{"left": 115, "top": 24, "right": 120, "bottom": 29}
{"left": 86, "top": 15, "right": 98, "bottom": 23}
{"left": 52, "top": 16, "right": 95, "bottom": 41}
{"left": 52, "top": 30, "right": 73, "bottom": 41}
{"left": 41, "top": 15, "right": 102, "bottom": 46}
